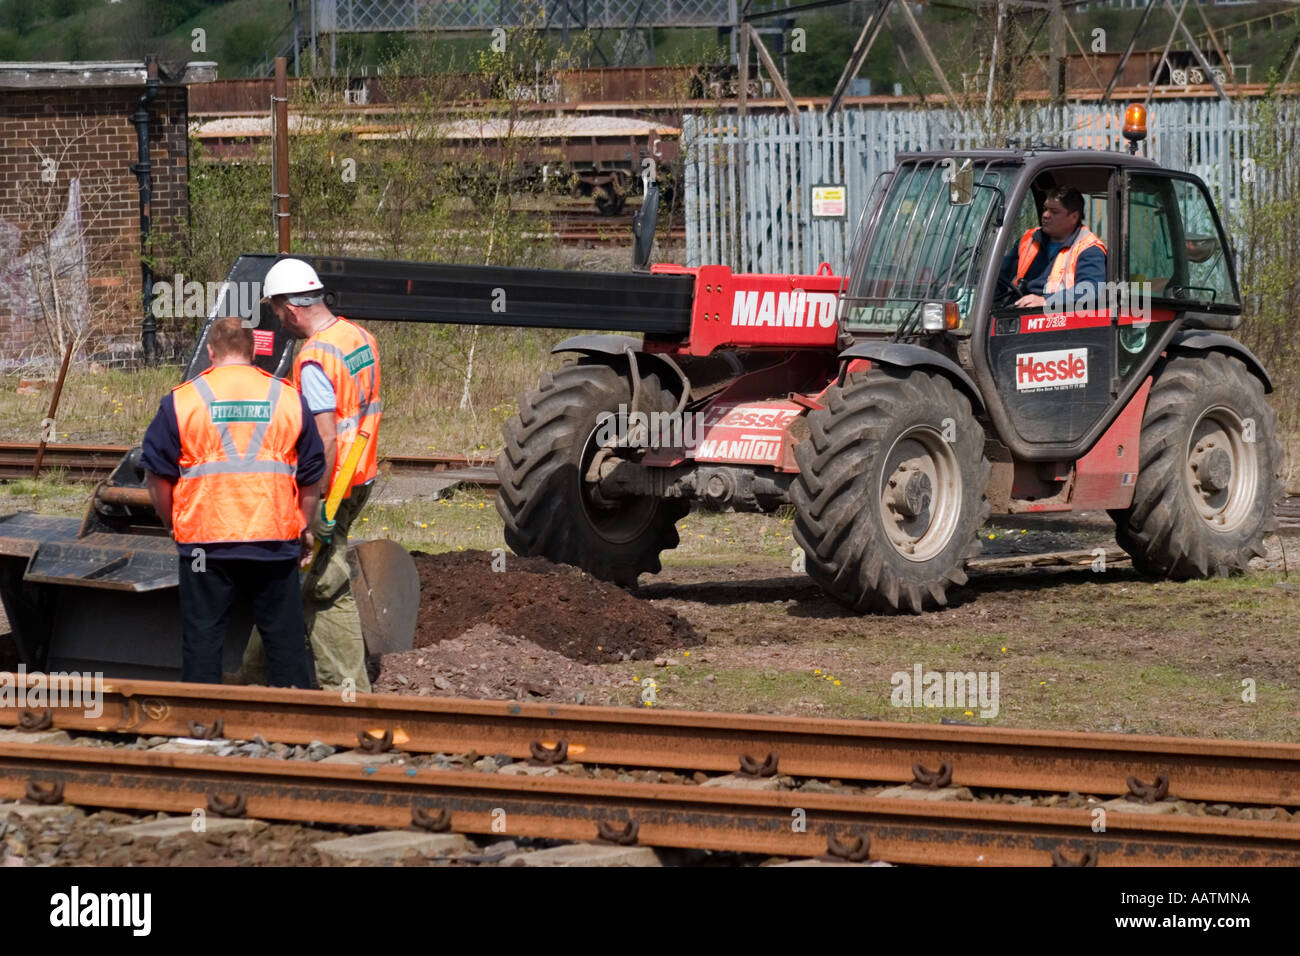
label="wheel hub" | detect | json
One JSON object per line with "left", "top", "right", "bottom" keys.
{"left": 886, "top": 464, "right": 933, "bottom": 519}
{"left": 1190, "top": 443, "right": 1232, "bottom": 494}
{"left": 877, "top": 428, "right": 961, "bottom": 562}
{"left": 1183, "top": 407, "right": 1259, "bottom": 532}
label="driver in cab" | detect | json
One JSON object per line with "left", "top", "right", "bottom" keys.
{"left": 999, "top": 187, "right": 1107, "bottom": 309}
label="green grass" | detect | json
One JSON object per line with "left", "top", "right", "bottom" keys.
{"left": 0, "top": 366, "right": 177, "bottom": 445}
{"left": 0, "top": 0, "right": 286, "bottom": 66}
{"left": 360, "top": 489, "right": 506, "bottom": 554}
{"left": 0, "top": 470, "right": 87, "bottom": 518}
{"left": 597, "top": 567, "right": 1300, "bottom": 741}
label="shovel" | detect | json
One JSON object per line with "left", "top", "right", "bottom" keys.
{"left": 310, "top": 431, "right": 420, "bottom": 666}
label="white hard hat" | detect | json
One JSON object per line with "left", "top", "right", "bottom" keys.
{"left": 262, "top": 258, "right": 324, "bottom": 300}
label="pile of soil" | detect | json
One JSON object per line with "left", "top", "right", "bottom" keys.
{"left": 375, "top": 624, "right": 615, "bottom": 704}
{"left": 409, "top": 550, "right": 702, "bottom": 664}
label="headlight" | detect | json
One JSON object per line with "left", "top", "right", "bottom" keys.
{"left": 921, "top": 301, "right": 960, "bottom": 332}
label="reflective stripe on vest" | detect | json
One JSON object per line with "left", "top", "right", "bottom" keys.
{"left": 1014, "top": 226, "right": 1107, "bottom": 295}
{"left": 171, "top": 365, "right": 305, "bottom": 545}
{"left": 295, "top": 317, "right": 381, "bottom": 488}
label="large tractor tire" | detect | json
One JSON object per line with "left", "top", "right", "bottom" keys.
{"left": 496, "top": 360, "right": 688, "bottom": 586}
{"left": 791, "top": 368, "right": 990, "bottom": 614}
{"left": 1110, "top": 351, "right": 1282, "bottom": 578}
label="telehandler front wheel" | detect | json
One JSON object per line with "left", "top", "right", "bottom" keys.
{"left": 791, "top": 368, "right": 990, "bottom": 613}
{"left": 1110, "top": 351, "right": 1282, "bottom": 578}
{"left": 495, "top": 360, "right": 688, "bottom": 586}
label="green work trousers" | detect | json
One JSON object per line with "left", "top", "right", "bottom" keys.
{"left": 239, "top": 482, "right": 373, "bottom": 693}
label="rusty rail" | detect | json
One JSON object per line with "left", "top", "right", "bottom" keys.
{"left": 0, "top": 443, "right": 499, "bottom": 486}
{"left": 4, "top": 678, "right": 1299, "bottom": 808}
{"left": 2, "top": 741, "right": 1298, "bottom": 865}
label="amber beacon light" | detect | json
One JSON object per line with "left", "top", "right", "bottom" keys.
{"left": 1122, "top": 104, "right": 1148, "bottom": 155}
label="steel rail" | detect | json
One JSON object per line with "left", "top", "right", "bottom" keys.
{"left": 2, "top": 741, "right": 1298, "bottom": 865}
{"left": 0, "top": 443, "right": 501, "bottom": 484}
{"left": 6, "top": 442, "right": 1293, "bottom": 521}
{"left": 5, "top": 678, "right": 1300, "bottom": 807}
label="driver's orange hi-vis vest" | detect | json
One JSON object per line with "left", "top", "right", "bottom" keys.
{"left": 172, "top": 364, "right": 305, "bottom": 545}
{"left": 1015, "top": 226, "right": 1107, "bottom": 294}
{"left": 294, "top": 316, "right": 381, "bottom": 489}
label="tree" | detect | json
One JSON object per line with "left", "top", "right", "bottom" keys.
{"left": 787, "top": 15, "right": 900, "bottom": 97}
{"left": 0, "top": 0, "right": 37, "bottom": 35}
{"left": 224, "top": 21, "right": 275, "bottom": 73}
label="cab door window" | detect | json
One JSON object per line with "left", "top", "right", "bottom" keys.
{"left": 1172, "top": 179, "right": 1238, "bottom": 307}
{"left": 1126, "top": 175, "right": 1180, "bottom": 297}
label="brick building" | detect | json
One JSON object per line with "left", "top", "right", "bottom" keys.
{"left": 0, "top": 60, "right": 215, "bottom": 370}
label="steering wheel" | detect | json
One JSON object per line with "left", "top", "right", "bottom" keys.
{"left": 993, "top": 270, "right": 1020, "bottom": 308}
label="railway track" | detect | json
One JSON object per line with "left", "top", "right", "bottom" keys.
{"left": 550, "top": 209, "right": 685, "bottom": 243}
{"left": 0, "top": 443, "right": 500, "bottom": 488}
{"left": 5, "top": 442, "right": 1294, "bottom": 526}
{"left": 2, "top": 679, "right": 1299, "bottom": 865}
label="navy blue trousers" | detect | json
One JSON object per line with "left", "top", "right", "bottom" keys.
{"left": 177, "top": 556, "right": 310, "bottom": 687}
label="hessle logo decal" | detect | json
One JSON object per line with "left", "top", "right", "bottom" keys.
{"left": 1015, "top": 348, "right": 1088, "bottom": 391}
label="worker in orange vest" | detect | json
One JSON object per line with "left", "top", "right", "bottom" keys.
{"left": 999, "top": 187, "right": 1107, "bottom": 310}
{"left": 240, "top": 258, "right": 381, "bottom": 693}
{"left": 141, "top": 317, "right": 326, "bottom": 686}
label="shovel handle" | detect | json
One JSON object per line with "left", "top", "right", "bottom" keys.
{"left": 306, "top": 430, "right": 370, "bottom": 574}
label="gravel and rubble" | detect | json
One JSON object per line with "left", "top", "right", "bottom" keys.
{"left": 374, "top": 624, "right": 615, "bottom": 703}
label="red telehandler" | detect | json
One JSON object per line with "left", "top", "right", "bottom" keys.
{"left": 497, "top": 128, "right": 1282, "bottom": 612}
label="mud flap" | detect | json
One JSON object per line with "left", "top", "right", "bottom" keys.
{"left": 348, "top": 539, "right": 419, "bottom": 660}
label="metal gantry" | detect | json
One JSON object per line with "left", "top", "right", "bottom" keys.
{"left": 312, "top": 0, "right": 738, "bottom": 32}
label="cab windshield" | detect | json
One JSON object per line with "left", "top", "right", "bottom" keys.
{"left": 843, "top": 159, "right": 1010, "bottom": 334}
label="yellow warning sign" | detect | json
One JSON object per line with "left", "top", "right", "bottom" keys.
{"left": 812, "top": 185, "right": 846, "bottom": 218}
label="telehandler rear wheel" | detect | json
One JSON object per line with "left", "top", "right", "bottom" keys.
{"left": 496, "top": 360, "right": 688, "bottom": 586}
{"left": 791, "top": 368, "right": 990, "bottom": 613}
{"left": 1110, "top": 351, "right": 1282, "bottom": 578}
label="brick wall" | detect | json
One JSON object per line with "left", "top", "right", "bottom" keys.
{"left": 0, "top": 84, "right": 191, "bottom": 371}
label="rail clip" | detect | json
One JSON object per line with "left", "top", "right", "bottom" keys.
{"left": 738, "top": 751, "right": 779, "bottom": 777}
{"left": 411, "top": 807, "right": 452, "bottom": 832}
{"left": 1126, "top": 772, "right": 1170, "bottom": 804}
{"left": 24, "top": 780, "right": 64, "bottom": 805}
{"left": 17, "top": 709, "right": 53, "bottom": 732}
{"left": 824, "top": 831, "right": 871, "bottom": 862}
{"left": 912, "top": 761, "right": 953, "bottom": 789}
{"left": 595, "top": 819, "right": 640, "bottom": 845}
{"left": 529, "top": 739, "right": 568, "bottom": 765}
{"left": 358, "top": 728, "right": 394, "bottom": 754}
